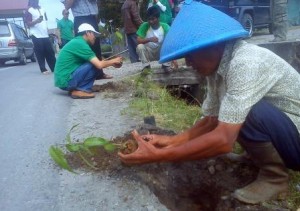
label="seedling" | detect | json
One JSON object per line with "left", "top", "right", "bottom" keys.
{"left": 49, "top": 124, "right": 137, "bottom": 173}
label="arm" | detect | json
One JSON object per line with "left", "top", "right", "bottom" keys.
{"left": 155, "top": 0, "right": 167, "bottom": 12}
{"left": 119, "top": 121, "right": 242, "bottom": 164}
{"left": 56, "top": 27, "right": 62, "bottom": 45}
{"left": 137, "top": 36, "right": 158, "bottom": 44}
{"left": 89, "top": 56, "right": 123, "bottom": 69}
{"left": 130, "top": 3, "right": 143, "bottom": 27}
{"left": 25, "top": 14, "right": 43, "bottom": 27}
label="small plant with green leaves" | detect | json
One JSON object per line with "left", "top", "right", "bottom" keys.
{"left": 49, "top": 124, "right": 137, "bottom": 173}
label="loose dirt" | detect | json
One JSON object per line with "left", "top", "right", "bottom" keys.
{"left": 67, "top": 81, "right": 291, "bottom": 211}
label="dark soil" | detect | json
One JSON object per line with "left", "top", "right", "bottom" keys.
{"left": 67, "top": 82, "right": 291, "bottom": 211}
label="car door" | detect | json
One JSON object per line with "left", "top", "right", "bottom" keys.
{"left": 253, "top": 0, "right": 271, "bottom": 25}
{"left": 18, "top": 26, "right": 33, "bottom": 57}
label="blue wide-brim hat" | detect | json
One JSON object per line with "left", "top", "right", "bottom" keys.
{"left": 159, "top": 0, "right": 249, "bottom": 63}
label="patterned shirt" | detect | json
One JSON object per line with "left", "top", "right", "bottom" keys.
{"left": 71, "top": 0, "right": 98, "bottom": 17}
{"left": 202, "top": 40, "right": 300, "bottom": 132}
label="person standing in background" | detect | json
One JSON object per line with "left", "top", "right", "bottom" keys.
{"left": 56, "top": 9, "right": 74, "bottom": 49}
{"left": 25, "top": 0, "right": 56, "bottom": 75}
{"left": 271, "top": 0, "right": 288, "bottom": 42}
{"left": 121, "top": 0, "right": 143, "bottom": 63}
{"left": 148, "top": 0, "right": 172, "bottom": 25}
{"left": 63, "top": 0, "right": 113, "bottom": 79}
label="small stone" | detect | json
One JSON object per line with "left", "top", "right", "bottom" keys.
{"left": 208, "top": 166, "right": 215, "bottom": 174}
{"left": 207, "top": 159, "right": 216, "bottom": 166}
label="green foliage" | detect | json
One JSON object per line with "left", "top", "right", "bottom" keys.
{"left": 124, "top": 74, "right": 202, "bottom": 132}
{"left": 49, "top": 146, "right": 74, "bottom": 173}
{"left": 49, "top": 126, "right": 117, "bottom": 173}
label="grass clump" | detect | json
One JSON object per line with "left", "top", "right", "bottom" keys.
{"left": 124, "top": 73, "right": 202, "bottom": 132}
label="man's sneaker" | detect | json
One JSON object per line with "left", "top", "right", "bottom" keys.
{"left": 71, "top": 90, "right": 95, "bottom": 99}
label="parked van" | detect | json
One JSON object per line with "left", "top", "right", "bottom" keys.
{"left": 201, "top": 0, "right": 272, "bottom": 36}
{"left": 0, "top": 20, "right": 36, "bottom": 65}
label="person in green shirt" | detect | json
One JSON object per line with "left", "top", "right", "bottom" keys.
{"left": 136, "top": 6, "right": 172, "bottom": 72}
{"left": 56, "top": 9, "right": 74, "bottom": 48}
{"left": 54, "top": 23, "right": 123, "bottom": 99}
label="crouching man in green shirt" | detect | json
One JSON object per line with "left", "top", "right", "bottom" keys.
{"left": 54, "top": 23, "right": 123, "bottom": 99}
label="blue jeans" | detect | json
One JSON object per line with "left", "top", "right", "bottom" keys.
{"left": 239, "top": 100, "right": 300, "bottom": 171}
{"left": 66, "top": 63, "right": 104, "bottom": 92}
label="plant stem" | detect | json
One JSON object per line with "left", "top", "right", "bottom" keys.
{"left": 78, "top": 151, "right": 99, "bottom": 170}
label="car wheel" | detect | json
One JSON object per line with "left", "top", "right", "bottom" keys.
{"left": 241, "top": 13, "right": 254, "bottom": 37}
{"left": 30, "top": 53, "right": 37, "bottom": 62}
{"left": 19, "top": 52, "right": 27, "bottom": 65}
{"left": 0, "top": 60, "right": 5, "bottom": 66}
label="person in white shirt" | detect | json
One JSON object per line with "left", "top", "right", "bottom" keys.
{"left": 136, "top": 6, "right": 171, "bottom": 72}
{"left": 25, "top": 0, "right": 56, "bottom": 75}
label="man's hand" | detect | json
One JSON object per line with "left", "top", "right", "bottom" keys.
{"left": 118, "top": 130, "right": 162, "bottom": 164}
{"left": 111, "top": 56, "right": 123, "bottom": 68}
{"left": 148, "top": 36, "right": 159, "bottom": 43}
{"left": 35, "top": 16, "right": 43, "bottom": 24}
{"left": 141, "top": 134, "right": 182, "bottom": 148}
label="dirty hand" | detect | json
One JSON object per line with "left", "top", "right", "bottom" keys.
{"left": 112, "top": 56, "right": 123, "bottom": 68}
{"left": 118, "top": 130, "right": 162, "bottom": 164}
{"left": 141, "top": 134, "right": 180, "bottom": 148}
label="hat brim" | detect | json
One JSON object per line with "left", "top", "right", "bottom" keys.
{"left": 159, "top": 1, "right": 249, "bottom": 63}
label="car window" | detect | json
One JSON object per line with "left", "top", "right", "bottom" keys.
{"left": 10, "top": 24, "right": 23, "bottom": 40}
{"left": 0, "top": 23, "right": 11, "bottom": 37}
{"left": 19, "top": 27, "right": 29, "bottom": 39}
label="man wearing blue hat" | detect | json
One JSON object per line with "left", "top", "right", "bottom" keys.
{"left": 119, "top": 0, "right": 300, "bottom": 205}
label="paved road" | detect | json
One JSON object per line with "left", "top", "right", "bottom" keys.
{"left": 0, "top": 62, "right": 71, "bottom": 210}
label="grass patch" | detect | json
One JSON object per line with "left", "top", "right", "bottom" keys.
{"left": 123, "top": 73, "right": 201, "bottom": 132}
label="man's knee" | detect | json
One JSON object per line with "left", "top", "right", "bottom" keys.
{"left": 137, "top": 44, "right": 146, "bottom": 52}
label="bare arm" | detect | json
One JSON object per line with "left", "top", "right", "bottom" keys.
{"left": 137, "top": 36, "right": 158, "bottom": 44}
{"left": 89, "top": 56, "right": 123, "bottom": 70}
{"left": 131, "top": 3, "right": 143, "bottom": 27}
{"left": 161, "top": 122, "right": 242, "bottom": 161}
{"left": 141, "top": 116, "right": 218, "bottom": 148}
{"left": 56, "top": 28, "right": 62, "bottom": 45}
{"left": 119, "top": 121, "right": 242, "bottom": 164}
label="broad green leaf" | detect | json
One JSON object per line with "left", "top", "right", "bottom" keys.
{"left": 66, "top": 124, "right": 79, "bottom": 144}
{"left": 49, "top": 146, "right": 75, "bottom": 173}
{"left": 103, "top": 143, "right": 116, "bottom": 152}
{"left": 66, "top": 143, "right": 81, "bottom": 152}
{"left": 83, "top": 137, "right": 108, "bottom": 147}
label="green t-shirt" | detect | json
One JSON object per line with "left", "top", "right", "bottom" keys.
{"left": 57, "top": 18, "right": 74, "bottom": 41}
{"left": 54, "top": 36, "right": 96, "bottom": 88}
{"left": 137, "top": 22, "right": 170, "bottom": 38}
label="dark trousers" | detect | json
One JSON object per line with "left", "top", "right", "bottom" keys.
{"left": 239, "top": 100, "right": 300, "bottom": 171}
{"left": 31, "top": 36, "right": 56, "bottom": 72}
{"left": 74, "top": 15, "right": 102, "bottom": 60}
{"left": 126, "top": 33, "right": 139, "bottom": 63}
